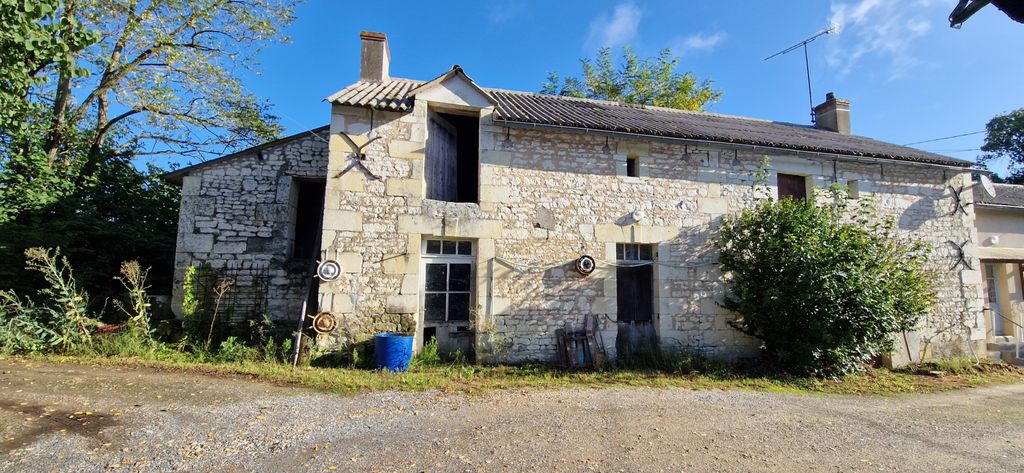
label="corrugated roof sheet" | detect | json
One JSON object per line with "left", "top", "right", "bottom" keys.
{"left": 327, "top": 77, "right": 972, "bottom": 167}
{"left": 325, "top": 79, "right": 418, "bottom": 111}
{"left": 975, "top": 183, "right": 1024, "bottom": 208}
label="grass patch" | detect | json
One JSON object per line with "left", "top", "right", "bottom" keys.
{"left": 13, "top": 352, "right": 1023, "bottom": 397}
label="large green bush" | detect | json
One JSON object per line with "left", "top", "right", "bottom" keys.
{"left": 715, "top": 186, "right": 935, "bottom": 376}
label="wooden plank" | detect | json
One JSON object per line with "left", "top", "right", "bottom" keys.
{"left": 585, "top": 314, "right": 606, "bottom": 369}
{"left": 555, "top": 328, "right": 567, "bottom": 367}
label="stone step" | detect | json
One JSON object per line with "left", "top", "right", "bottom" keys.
{"left": 986, "top": 342, "right": 1021, "bottom": 352}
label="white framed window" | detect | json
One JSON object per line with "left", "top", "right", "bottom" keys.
{"left": 421, "top": 239, "right": 474, "bottom": 323}
{"left": 616, "top": 243, "right": 654, "bottom": 262}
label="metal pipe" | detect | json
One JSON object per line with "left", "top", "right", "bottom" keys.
{"left": 491, "top": 119, "right": 985, "bottom": 174}
{"left": 292, "top": 294, "right": 308, "bottom": 367}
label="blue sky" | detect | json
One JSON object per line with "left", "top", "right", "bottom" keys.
{"left": 225, "top": 0, "right": 1024, "bottom": 175}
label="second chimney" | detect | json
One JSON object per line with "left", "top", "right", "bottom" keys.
{"left": 359, "top": 31, "right": 390, "bottom": 82}
{"left": 813, "top": 92, "right": 851, "bottom": 134}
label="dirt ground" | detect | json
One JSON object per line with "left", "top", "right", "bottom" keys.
{"left": 1, "top": 359, "right": 1023, "bottom": 472}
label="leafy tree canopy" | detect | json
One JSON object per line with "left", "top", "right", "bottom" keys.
{"left": 0, "top": 0, "right": 297, "bottom": 221}
{"left": 541, "top": 46, "right": 722, "bottom": 111}
{"left": 0, "top": 0, "right": 296, "bottom": 306}
{"left": 979, "top": 108, "right": 1024, "bottom": 183}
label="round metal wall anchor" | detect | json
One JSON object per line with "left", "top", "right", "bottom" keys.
{"left": 312, "top": 312, "right": 337, "bottom": 334}
{"left": 575, "top": 255, "right": 597, "bottom": 275}
{"left": 316, "top": 260, "right": 343, "bottom": 281}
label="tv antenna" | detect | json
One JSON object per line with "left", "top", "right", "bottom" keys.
{"left": 764, "top": 23, "right": 840, "bottom": 123}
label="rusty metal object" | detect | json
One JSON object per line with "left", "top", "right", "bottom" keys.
{"left": 312, "top": 312, "right": 337, "bottom": 334}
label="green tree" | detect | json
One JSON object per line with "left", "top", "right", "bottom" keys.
{"left": 541, "top": 46, "right": 722, "bottom": 111}
{"left": 0, "top": 0, "right": 295, "bottom": 307}
{"left": 715, "top": 186, "right": 935, "bottom": 376}
{"left": 0, "top": 0, "right": 100, "bottom": 221}
{"left": 979, "top": 108, "right": 1024, "bottom": 183}
{"left": 1, "top": 0, "right": 297, "bottom": 222}
{"left": 0, "top": 151, "right": 180, "bottom": 308}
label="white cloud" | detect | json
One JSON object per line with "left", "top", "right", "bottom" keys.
{"left": 585, "top": 2, "right": 644, "bottom": 49}
{"left": 487, "top": 0, "right": 526, "bottom": 24}
{"left": 676, "top": 31, "right": 727, "bottom": 53}
{"left": 827, "top": 0, "right": 943, "bottom": 80}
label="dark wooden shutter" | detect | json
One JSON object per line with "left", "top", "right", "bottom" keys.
{"left": 426, "top": 117, "right": 458, "bottom": 201}
{"left": 777, "top": 173, "right": 807, "bottom": 200}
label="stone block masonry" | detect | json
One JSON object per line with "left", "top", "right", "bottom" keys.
{"left": 311, "top": 99, "right": 984, "bottom": 364}
{"left": 171, "top": 129, "right": 330, "bottom": 322}
{"left": 172, "top": 108, "right": 985, "bottom": 365}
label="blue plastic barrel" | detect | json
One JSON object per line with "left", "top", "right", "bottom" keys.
{"left": 373, "top": 333, "right": 414, "bottom": 372}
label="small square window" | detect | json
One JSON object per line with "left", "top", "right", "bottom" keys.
{"left": 626, "top": 156, "right": 639, "bottom": 177}
{"left": 442, "top": 240, "right": 458, "bottom": 255}
{"left": 426, "top": 240, "right": 442, "bottom": 254}
{"left": 777, "top": 173, "right": 808, "bottom": 201}
{"left": 457, "top": 241, "right": 473, "bottom": 255}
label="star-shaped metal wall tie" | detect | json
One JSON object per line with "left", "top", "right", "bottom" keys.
{"left": 946, "top": 239, "right": 972, "bottom": 272}
{"left": 948, "top": 185, "right": 972, "bottom": 216}
{"left": 332, "top": 131, "right": 381, "bottom": 180}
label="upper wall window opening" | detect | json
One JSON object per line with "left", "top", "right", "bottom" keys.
{"left": 425, "top": 110, "right": 479, "bottom": 203}
{"left": 777, "top": 173, "right": 808, "bottom": 201}
{"left": 626, "top": 156, "right": 639, "bottom": 177}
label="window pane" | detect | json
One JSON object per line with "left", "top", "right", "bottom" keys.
{"left": 638, "top": 245, "right": 652, "bottom": 261}
{"left": 442, "top": 240, "right": 457, "bottom": 254}
{"left": 449, "top": 264, "right": 471, "bottom": 291}
{"left": 616, "top": 244, "right": 624, "bottom": 260}
{"left": 457, "top": 241, "right": 473, "bottom": 255}
{"left": 426, "top": 240, "right": 441, "bottom": 254}
{"left": 424, "top": 294, "right": 446, "bottom": 321}
{"left": 448, "top": 293, "right": 470, "bottom": 321}
{"left": 425, "top": 263, "right": 448, "bottom": 291}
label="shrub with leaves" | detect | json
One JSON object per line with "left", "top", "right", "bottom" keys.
{"left": 0, "top": 247, "right": 97, "bottom": 353}
{"left": 715, "top": 186, "right": 935, "bottom": 376}
{"left": 113, "top": 260, "right": 152, "bottom": 336}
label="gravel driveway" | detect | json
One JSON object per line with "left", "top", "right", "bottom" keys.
{"left": 2, "top": 359, "right": 1023, "bottom": 472}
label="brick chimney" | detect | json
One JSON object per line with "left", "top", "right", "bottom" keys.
{"left": 813, "top": 92, "right": 851, "bottom": 134}
{"left": 359, "top": 31, "right": 389, "bottom": 82}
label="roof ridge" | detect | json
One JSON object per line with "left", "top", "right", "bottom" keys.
{"left": 485, "top": 87, "right": 783, "bottom": 125}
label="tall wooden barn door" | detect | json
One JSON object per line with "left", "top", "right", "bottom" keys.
{"left": 615, "top": 244, "right": 656, "bottom": 359}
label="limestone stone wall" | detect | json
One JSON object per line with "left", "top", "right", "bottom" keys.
{"left": 320, "top": 100, "right": 985, "bottom": 364}
{"left": 171, "top": 130, "right": 329, "bottom": 321}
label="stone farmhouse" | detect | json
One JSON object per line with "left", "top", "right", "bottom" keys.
{"left": 167, "top": 31, "right": 991, "bottom": 365}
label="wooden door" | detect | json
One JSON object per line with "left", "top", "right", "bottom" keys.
{"left": 616, "top": 264, "right": 655, "bottom": 358}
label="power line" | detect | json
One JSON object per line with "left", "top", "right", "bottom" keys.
{"left": 921, "top": 147, "right": 983, "bottom": 153}
{"left": 902, "top": 131, "right": 985, "bottom": 146}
